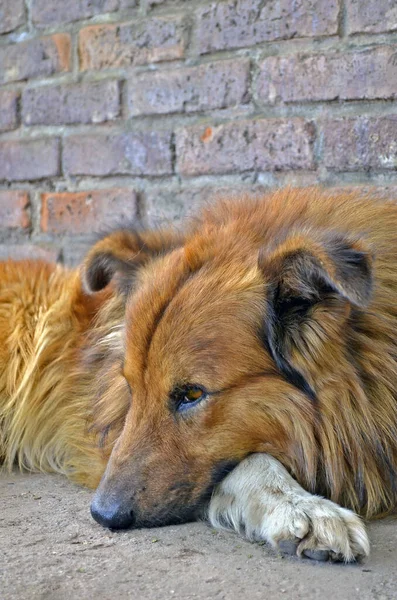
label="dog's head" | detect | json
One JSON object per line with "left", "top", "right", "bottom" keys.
{"left": 83, "top": 201, "right": 373, "bottom": 529}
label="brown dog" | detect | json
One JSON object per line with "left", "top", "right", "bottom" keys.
{"left": 3, "top": 187, "right": 397, "bottom": 562}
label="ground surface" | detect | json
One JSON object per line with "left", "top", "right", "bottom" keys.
{"left": 1, "top": 471, "right": 396, "bottom": 600}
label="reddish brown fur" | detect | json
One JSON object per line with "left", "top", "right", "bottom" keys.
{"left": 1, "top": 188, "right": 397, "bottom": 525}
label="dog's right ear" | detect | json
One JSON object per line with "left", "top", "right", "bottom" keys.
{"left": 83, "top": 229, "right": 183, "bottom": 294}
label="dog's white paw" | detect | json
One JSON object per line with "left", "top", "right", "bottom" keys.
{"left": 257, "top": 494, "right": 368, "bottom": 562}
{"left": 208, "top": 454, "right": 369, "bottom": 563}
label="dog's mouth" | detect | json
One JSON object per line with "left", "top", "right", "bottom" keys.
{"left": 90, "top": 489, "right": 210, "bottom": 530}
{"left": 90, "top": 460, "right": 240, "bottom": 530}
{"left": 90, "top": 497, "right": 201, "bottom": 530}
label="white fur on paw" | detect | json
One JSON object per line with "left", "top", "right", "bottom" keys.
{"left": 264, "top": 496, "right": 369, "bottom": 562}
{"left": 208, "top": 492, "right": 369, "bottom": 563}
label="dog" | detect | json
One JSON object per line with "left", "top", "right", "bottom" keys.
{"left": 3, "top": 186, "right": 397, "bottom": 562}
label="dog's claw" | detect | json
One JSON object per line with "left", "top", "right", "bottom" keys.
{"left": 302, "top": 549, "right": 330, "bottom": 562}
{"left": 278, "top": 539, "right": 299, "bottom": 556}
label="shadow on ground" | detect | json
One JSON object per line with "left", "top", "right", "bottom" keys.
{"left": 1, "top": 471, "right": 396, "bottom": 600}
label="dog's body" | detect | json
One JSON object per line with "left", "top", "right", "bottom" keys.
{"left": 2, "top": 188, "right": 397, "bottom": 561}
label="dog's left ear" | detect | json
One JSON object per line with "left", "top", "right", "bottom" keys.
{"left": 82, "top": 228, "right": 184, "bottom": 295}
{"left": 260, "top": 231, "right": 373, "bottom": 398}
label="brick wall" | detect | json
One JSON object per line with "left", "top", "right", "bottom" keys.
{"left": 0, "top": 0, "right": 397, "bottom": 265}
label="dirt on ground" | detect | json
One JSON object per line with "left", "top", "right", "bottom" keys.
{"left": 1, "top": 471, "right": 396, "bottom": 600}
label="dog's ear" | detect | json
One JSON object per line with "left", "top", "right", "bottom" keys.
{"left": 83, "top": 228, "right": 183, "bottom": 294}
{"left": 260, "top": 231, "right": 373, "bottom": 398}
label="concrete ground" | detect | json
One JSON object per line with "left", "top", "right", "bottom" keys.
{"left": 1, "top": 471, "right": 396, "bottom": 600}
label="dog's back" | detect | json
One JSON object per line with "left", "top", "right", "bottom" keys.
{"left": 0, "top": 259, "right": 109, "bottom": 485}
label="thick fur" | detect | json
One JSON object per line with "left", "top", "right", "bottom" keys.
{"left": 1, "top": 188, "right": 397, "bottom": 561}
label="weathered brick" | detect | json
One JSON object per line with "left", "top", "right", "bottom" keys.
{"left": 0, "top": 139, "right": 60, "bottom": 182}
{"left": 0, "top": 244, "right": 60, "bottom": 262}
{"left": 63, "top": 132, "right": 173, "bottom": 176}
{"left": 62, "top": 241, "right": 91, "bottom": 267}
{"left": 197, "top": 0, "right": 339, "bottom": 54}
{"left": 119, "top": 0, "right": 138, "bottom": 6}
{"left": 145, "top": 186, "right": 212, "bottom": 226}
{"left": 147, "top": 0, "right": 192, "bottom": 5}
{"left": 257, "top": 47, "right": 397, "bottom": 104}
{"left": 0, "top": 91, "right": 19, "bottom": 132}
{"left": 322, "top": 117, "right": 397, "bottom": 171}
{"left": 127, "top": 59, "right": 250, "bottom": 117}
{"left": 79, "top": 17, "right": 186, "bottom": 71}
{"left": 22, "top": 80, "right": 120, "bottom": 126}
{"left": 176, "top": 119, "right": 315, "bottom": 176}
{"left": 0, "top": 34, "right": 71, "bottom": 85}
{"left": 32, "top": 0, "right": 118, "bottom": 26}
{"left": 145, "top": 184, "right": 267, "bottom": 226}
{"left": 41, "top": 189, "right": 138, "bottom": 234}
{"left": 0, "top": 191, "right": 30, "bottom": 229}
{"left": 327, "top": 185, "right": 397, "bottom": 201}
{"left": 0, "top": 0, "right": 25, "bottom": 34}
{"left": 147, "top": 0, "right": 199, "bottom": 3}
{"left": 346, "top": 0, "right": 397, "bottom": 34}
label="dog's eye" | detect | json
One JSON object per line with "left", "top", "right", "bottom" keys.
{"left": 171, "top": 385, "right": 208, "bottom": 412}
{"left": 184, "top": 386, "right": 204, "bottom": 402}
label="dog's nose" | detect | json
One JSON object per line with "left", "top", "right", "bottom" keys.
{"left": 90, "top": 496, "right": 136, "bottom": 529}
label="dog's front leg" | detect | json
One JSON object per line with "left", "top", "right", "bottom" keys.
{"left": 208, "top": 454, "right": 369, "bottom": 562}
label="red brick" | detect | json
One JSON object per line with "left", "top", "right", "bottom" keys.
{"left": 0, "top": 34, "right": 71, "bottom": 85}
{"left": 322, "top": 117, "right": 397, "bottom": 171}
{"left": 22, "top": 80, "right": 120, "bottom": 126}
{"left": 63, "top": 132, "right": 173, "bottom": 176}
{"left": 0, "top": 191, "right": 30, "bottom": 229}
{"left": 32, "top": 0, "right": 118, "bottom": 26}
{"left": 346, "top": 0, "right": 397, "bottom": 34}
{"left": 127, "top": 58, "right": 250, "bottom": 117}
{"left": 197, "top": 0, "right": 339, "bottom": 54}
{"left": 0, "top": 139, "right": 60, "bottom": 182}
{"left": 257, "top": 47, "right": 397, "bottom": 104}
{"left": 79, "top": 17, "right": 186, "bottom": 71}
{"left": 41, "top": 190, "right": 138, "bottom": 234}
{"left": 176, "top": 119, "right": 315, "bottom": 176}
{"left": 0, "top": 244, "right": 60, "bottom": 262}
{"left": 0, "top": 91, "right": 19, "bottom": 132}
{"left": 0, "top": 0, "right": 26, "bottom": 34}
